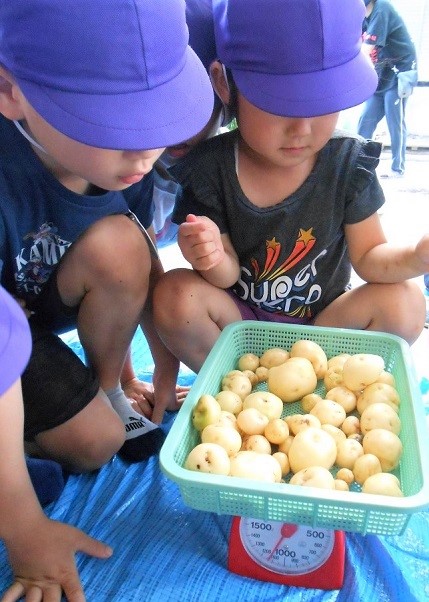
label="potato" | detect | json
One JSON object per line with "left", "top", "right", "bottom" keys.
{"left": 361, "top": 472, "right": 403, "bottom": 497}
{"left": 289, "top": 466, "right": 335, "bottom": 490}
{"left": 375, "top": 370, "right": 396, "bottom": 388}
{"left": 342, "top": 354, "right": 385, "bottom": 391}
{"left": 286, "top": 413, "right": 321, "bottom": 435}
{"left": 272, "top": 451, "right": 290, "bottom": 476}
{"left": 241, "top": 369, "right": 259, "bottom": 386}
{"left": 341, "top": 415, "right": 361, "bottom": 436}
{"left": 243, "top": 391, "right": 284, "bottom": 420}
{"left": 359, "top": 402, "right": 401, "bottom": 435}
{"left": 336, "top": 467, "right": 354, "bottom": 485}
{"left": 288, "top": 427, "right": 337, "bottom": 473}
{"left": 255, "top": 366, "right": 269, "bottom": 382}
{"left": 237, "top": 352, "right": 260, "bottom": 372}
{"left": 241, "top": 434, "right": 272, "bottom": 455}
{"left": 268, "top": 357, "right": 317, "bottom": 403}
{"left": 215, "top": 390, "right": 243, "bottom": 415}
{"left": 289, "top": 339, "right": 328, "bottom": 379}
{"left": 325, "top": 386, "right": 357, "bottom": 413}
{"left": 327, "top": 353, "right": 351, "bottom": 370}
{"left": 362, "top": 429, "right": 403, "bottom": 472}
{"left": 259, "top": 347, "right": 290, "bottom": 369}
{"left": 356, "top": 382, "right": 400, "bottom": 414}
{"left": 310, "top": 399, "right": 346, "bottom": 428}
{"left": 334, "top": 479, "right": 349, "bottom": 491}
{"left": 323, "top": 365, "right": 345, "bottom": 391}
{"left": 215, "top": 411, "right": 239, "bottom": 430}
{"left": 352, "top": 453, "right": 382, "bottom": 485}
{"left": 277, "top": 434, "right": 295, "bottom": 454}
{"left": 185, "top": 443, "right": 230, "bottom": 475}
{"left": 264, "top": 418, "right": 290, "bottom": 444}
{"left": 229, "top": 450, "right": 282, "bottom": 482}
{"left": 236, "top": 407, "right": 269, "bottom": 435}
{"left": 192, "top": 395, "right": 222, "bottom": 431}
{"left": 201, "top": 423, "right": 242, "bottom": 456}
{"left": 300, "top": 393, "right": 324, "bottom": 413}
{"left": 321, "top": 424, "right": 347, "bottom": 446}
{"left": 335, "top": 438, "right": 364, "bottom": 470}
{"left": 221, "top": 371, "right": 252, "bottom": 400}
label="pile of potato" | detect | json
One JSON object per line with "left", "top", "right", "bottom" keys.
{"left": 184, "top": 339, "right": 404, "bottom": 497}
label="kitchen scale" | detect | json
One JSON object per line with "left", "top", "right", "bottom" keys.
{"left": 228, "top": 516, "right": 345, "bottom": 589}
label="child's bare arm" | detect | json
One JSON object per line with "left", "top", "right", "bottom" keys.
{"left": 178, "top": 214, "right": 240, "bottom": 288}
{"left": 345, "top": 214, "right": 429, "bottom": 282}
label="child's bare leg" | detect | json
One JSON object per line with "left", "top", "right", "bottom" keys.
{"left": 314, "top": 280, "right": 425, "bottom": 344}
{"left": 56, "top": 214, "right": 164, "bottom": 462}
{"left": 31, "top": 389, "right": 125, "bottom": 473}
{"left": 154, "top": 268, "right": 242, "bottom": 372}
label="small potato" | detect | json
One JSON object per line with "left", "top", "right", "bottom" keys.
{"left": 325, "top": 386, "right": 357, "bottom": 414}
{"left": 342, "top": 353, "right": 385, "bottom": 392}
{"left": 201, "top": 424, "right": 242, "bottom": 456}
{"left": 215, "top": 411, "right": 239, "bottom": 430}
{"left": 352, "top": 453, "right": 382, "bottom": 485}
{"left": 336, "top": 467, "right": 355, "bottom": 485}
{"left": 324, "top": 366, "right": 345, "bottom": 391}
{"left": 264, "top": 418, "right": 290, "bottom": 444}
{"left": 300, "top": 393, "right": 324, "bottom": 413}
{"left": 289, "top": 339, "right": 328, "bottom": 379}
{"left": 277, "top": 434, "right": 295, "bottom": 454}
{"left": 360, "top": 402, "right": 401, "bottom": 435}
{"left": 362, "top": 472, "right": 403, "bottom": 497}
{"left": 272, "top": 451, "right": 290, "bottom": 476}
{"left": 242, "top": 434, "right": 272, "bottom": 455}
{"left": 286, "top": 413, "right": 321, "bottom": 435}
{"left": 327, "top": 354, "right": 351, "bottom": 370}
{"left": 321, "top": 424, "right": 347, "bottom": 446}
{"left": 268, "top": 357, "right": 317, "bottom": 403}
{"left": 237, "top": 352, "right": 260, "bottom": 372}
{"left": 215, "top": 390, "right": 243, "bottom": 415}
{"left": 221, "top": 372, "right": 253, "bottom": 400}
{"left": 334, "top": 479, "right": 349, "bottom": 491}
{"left": 259, "top": 347, "right": 290, "bottom": 369}
{"left": 241, "top": 370, "right": 259, "bottom": 386}
{"left": 192, "top": 395, "right": 222, "bottom": 431}
{"left": 335, "top": 438, "right": 364, "bottom": 470}
{"left": 185, "top": 443, "right": 230, "bottom": 475}
{"left": 236, "top": 407, "right": 269, "bottom": 435}
{"left": 229, "top": 450, "right": 282, "bottom": 482}
{"left": 310, "top": 399, "right": 346, "bottom": 428}
{"left": 362, "top": 429, "right": 403, "bottom": 472}
{"left": 289, "top": 466, "right": 335, "bottom": 490}
{"left": 255, "top": 366, "right": 269, "bottom": 382}
{"left": 348, "top": 433, "right": 363, "bottom": 444}
{"left": 375, "top": 370, "right": 396, "bottom": 388}
{"left": 356, "top": 382, "right": 400, "bottom": 414}
{"left": 243, "top": 391, "right": 284, "bottom": 420}
{"left": 341, "top": 415, "right": 361, "bottom": 437}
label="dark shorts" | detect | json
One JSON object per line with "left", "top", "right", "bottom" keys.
{"left": 22, "top": 272, "right": 99, "bottom": 440}
{"left": 227, "top": 291, "right": 312, "bottom": 325}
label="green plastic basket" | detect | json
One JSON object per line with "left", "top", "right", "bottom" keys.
{"left": 160, "top": 322, "right": 429, "bottom": 535}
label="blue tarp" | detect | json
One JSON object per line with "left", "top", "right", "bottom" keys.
{"left": 1, "top": 329, "right": 428, "bottom": 601}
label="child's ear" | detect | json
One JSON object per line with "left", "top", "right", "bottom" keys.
{"left": 0, "top": 66, "right": 25, "bottom": 120}
{"left": 209, "top": 60, "right": 231, "bottom": 106}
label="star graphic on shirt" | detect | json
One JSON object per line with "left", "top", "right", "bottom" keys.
{"left": 297, "top": 228, "right": 316, "bottom": 246}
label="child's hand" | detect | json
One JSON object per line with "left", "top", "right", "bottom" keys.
{"left": 178, "top": 214, "right": 224, "bottom": 271}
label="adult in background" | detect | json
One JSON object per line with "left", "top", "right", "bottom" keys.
{"left": 357, "top": 0, "right": 417, "bottom": 178}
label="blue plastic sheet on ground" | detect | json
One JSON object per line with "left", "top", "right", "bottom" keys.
{"left": 1, "top": 329, "right": 428, "bottom": 601}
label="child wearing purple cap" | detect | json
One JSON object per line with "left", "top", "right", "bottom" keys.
{"left": 0, "top": 285, "right": 113, "bottom": 601}
{"left": 154, "top": 0, "right": 429, "bottom": 373}
{"left": 0, "top": 0, "right": 213, "bottom": 478}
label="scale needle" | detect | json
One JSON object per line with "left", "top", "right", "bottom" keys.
{"left": 267, "top": 523, "right": 298, "bottom": 561}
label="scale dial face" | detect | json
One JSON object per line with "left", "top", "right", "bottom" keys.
{"left": 239, "top": 518, "right": 335, "bottom": 576}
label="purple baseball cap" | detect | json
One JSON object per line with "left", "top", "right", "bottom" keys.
{"left": 213, "top": 0, "right": 378, "bottom": 117}
{"left": 0, "top": 0, "right": 214, "bottom": 150}
{"left": 0, "top": 286, "right": 31, "bottom": 396}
